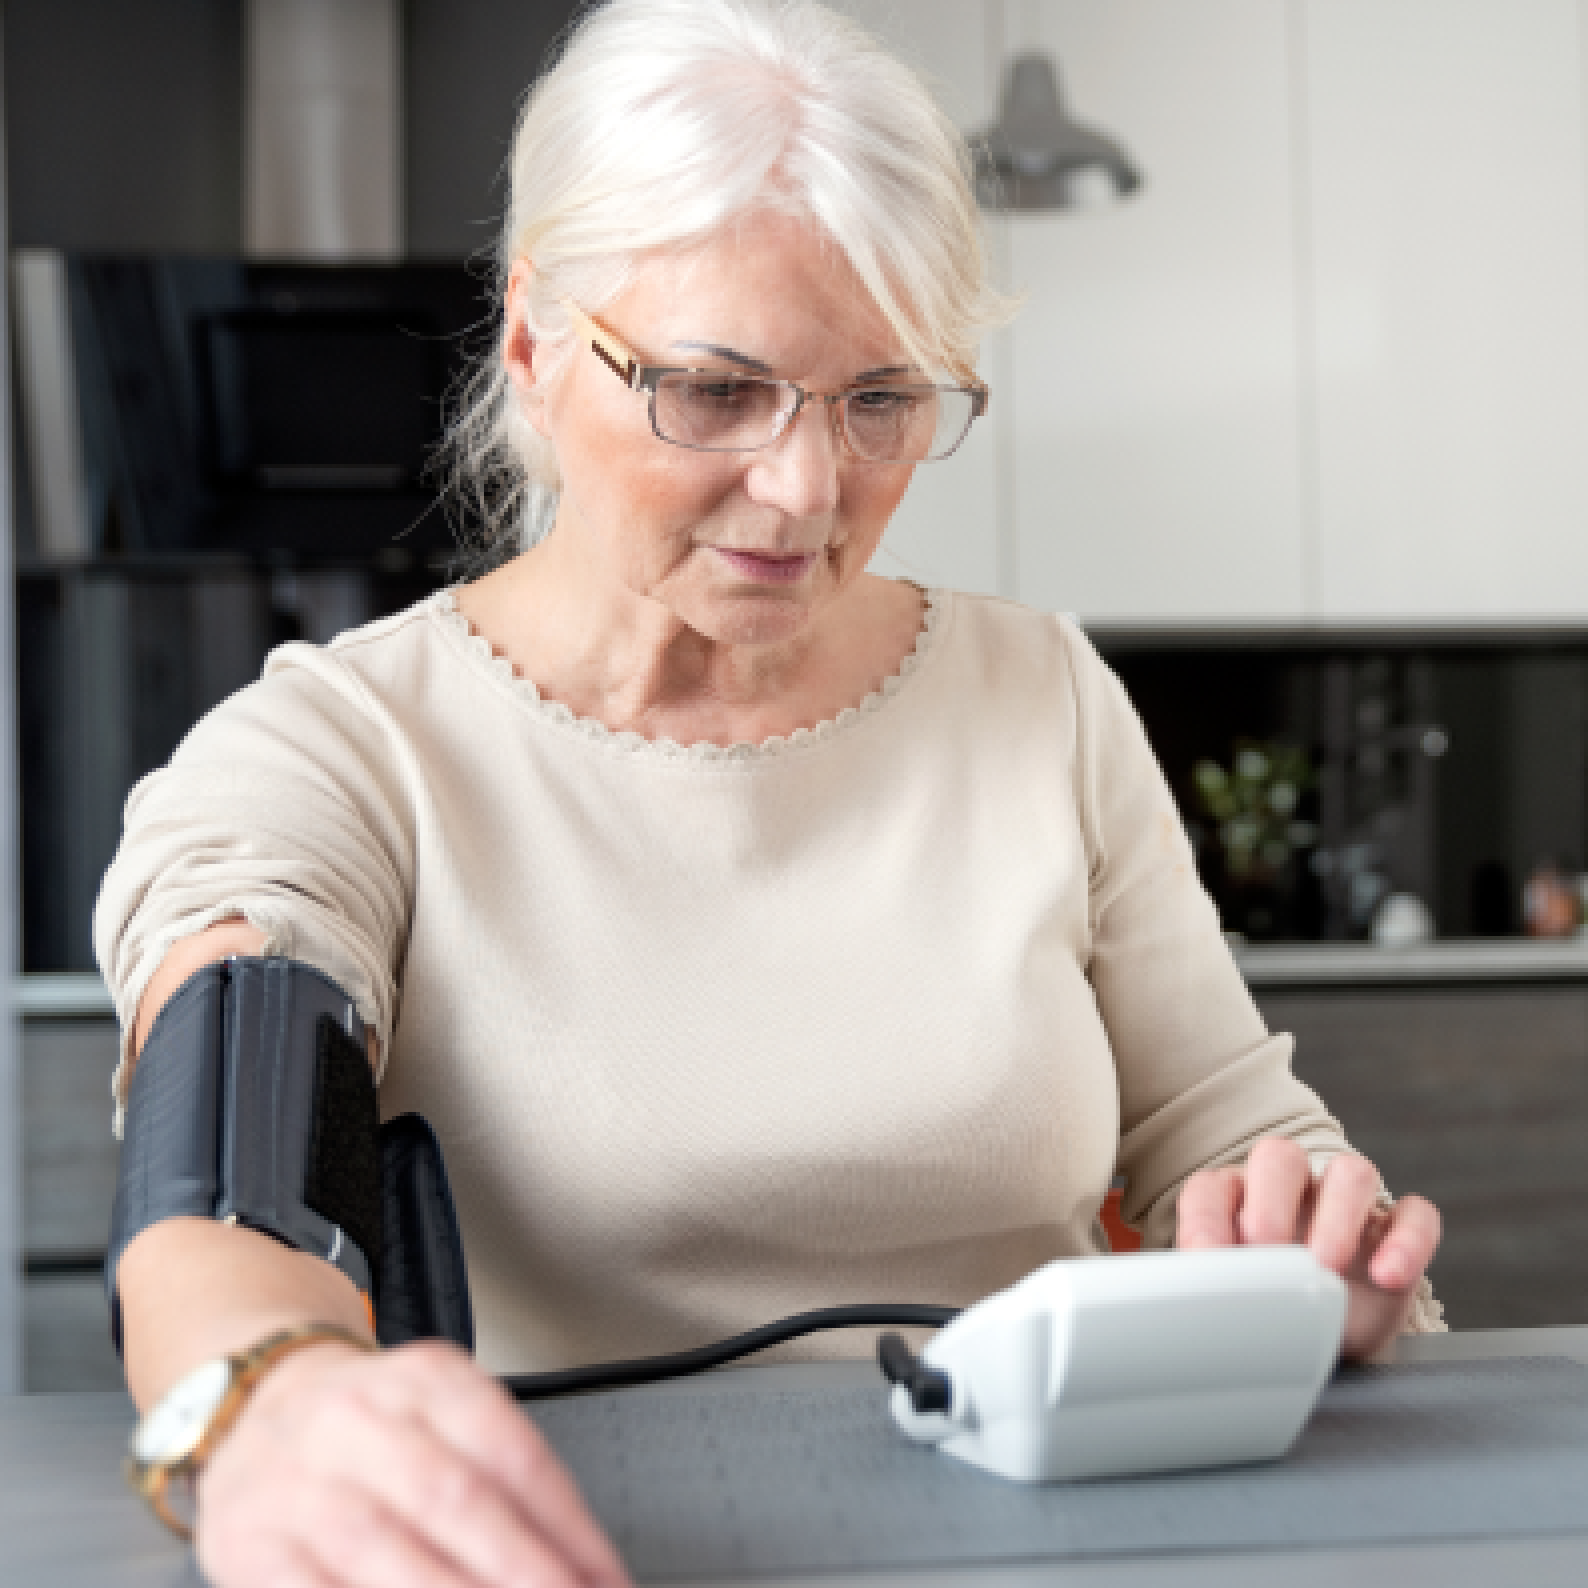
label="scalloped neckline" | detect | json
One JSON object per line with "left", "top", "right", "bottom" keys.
{"left": 431, "top": 584, "right": 946, "bottom": 761}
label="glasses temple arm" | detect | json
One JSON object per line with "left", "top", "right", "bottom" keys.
{"left": 563, "top": 299, "right": 641, "bottom": 387}
{"left": 592, "top": 340, "right": 639, "bottom": 386}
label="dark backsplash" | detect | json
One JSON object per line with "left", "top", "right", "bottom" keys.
{"left": 21, "top": 594, "right": 1588, "bottom": 969}
{"left": 1108, "top": 640, "right": 1588, "bottom": 942}
{"left": 13, "top": 257, "right": 482, "bottom": 971}
{"left": 16, "top": 256, "right": 486, "bottom": 563}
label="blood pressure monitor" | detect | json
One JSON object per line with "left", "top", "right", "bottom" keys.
{"left": 883, "top": 1246, "right": 1347, "bottom": 1482}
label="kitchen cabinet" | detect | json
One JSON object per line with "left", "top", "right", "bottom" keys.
{"left": 23, "top": 1018, "right": 120, "bottom": 1259}
{"left": 19, "top": 1010, "right": 124, "bottom": 1390}
{"left": 855, "top": 0, "right": 1588, "bottom": 625}
{"left": 1005, "top": 0, "right": 1308, "bottom": 623}
{"left": 1302, "top": 0, "right": 1588, "bottom": 622}
{"left": 1259, "top": 983, "right": 1588, "bottom": 1330}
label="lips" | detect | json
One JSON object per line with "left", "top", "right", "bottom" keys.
{"left": 714, "top": 548, "right": 817, "bottom": 584}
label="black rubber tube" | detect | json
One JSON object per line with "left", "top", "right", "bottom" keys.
{"left": 503, "top": 1303, "right": 959, "bottom": 1401}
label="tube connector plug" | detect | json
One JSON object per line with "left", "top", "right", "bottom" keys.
{"left": 877, "top": 1331, "right": 953, "bottom": 1415}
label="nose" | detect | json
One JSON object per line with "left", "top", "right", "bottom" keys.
{"left": 743, "top": 396, "right": 842, "bottom": 521}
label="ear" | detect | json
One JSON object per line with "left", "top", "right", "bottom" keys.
{"left": 502, "top": 259, "right": 553, "bottom": 440}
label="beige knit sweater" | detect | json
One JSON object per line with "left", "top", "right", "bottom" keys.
{"left": 95, "top": 585, "right": 1442, "bottom": 1372}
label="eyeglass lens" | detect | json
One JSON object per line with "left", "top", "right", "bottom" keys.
{"left": 651, "top": 375, "right": 975, "bottom": 462}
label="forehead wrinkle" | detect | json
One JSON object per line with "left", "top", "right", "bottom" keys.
{"left": 643, "top": 213, "right": 914, "bottom": 384}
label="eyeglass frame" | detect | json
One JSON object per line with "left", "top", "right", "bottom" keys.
{"left": 560, "top": 299, "right": 989, "bottom": 463}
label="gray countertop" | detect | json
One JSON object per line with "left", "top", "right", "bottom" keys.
{"left": 6, "top": 1327, "right": 1588, "bottom": 1587}
{"left": 14, "top": 973, "right": 115, "bottom": 1019}
{"left": 21, "top": 939, "right": 1588, "bottom": 1020}
{"left": 1236, "top": 937, "right": 1588, "bottom": 986}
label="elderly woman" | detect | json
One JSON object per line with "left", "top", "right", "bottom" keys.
{"left": 100, "top": 1, "right": 1441, "bottom": 1583}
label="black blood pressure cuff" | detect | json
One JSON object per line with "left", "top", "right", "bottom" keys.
{"left": 106, "top": 956, "right": 473, "bottom": 1356}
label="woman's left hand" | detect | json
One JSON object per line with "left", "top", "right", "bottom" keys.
{"left": 1175, "top": 1138, "right": 1442, "bottom": 1361}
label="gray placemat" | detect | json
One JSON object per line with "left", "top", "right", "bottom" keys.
{"left": 529, "top": 1357, "right": 1588, "bottom": 1580}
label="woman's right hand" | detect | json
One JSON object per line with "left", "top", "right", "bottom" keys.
{"left": 195, "top": 1338, "right": 632, "bottom": 1588}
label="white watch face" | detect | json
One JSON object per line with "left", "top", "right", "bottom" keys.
{"left": 132, "top": 1357, "right": 235, "bottom": 1466}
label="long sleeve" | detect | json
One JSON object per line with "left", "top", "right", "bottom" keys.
{"left": 93, "top": 641, "right": 416, "bottom": 1126}
{"left": 1064, "top": 621, "right": 1444, "bottom": 1332}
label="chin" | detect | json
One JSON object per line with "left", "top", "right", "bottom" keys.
{"left": 697, "top": 588, "right": 817, "bottom": 647}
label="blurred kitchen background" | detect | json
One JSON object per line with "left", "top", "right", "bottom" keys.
{"left": 7, "top": 0, "right": 1588, "bottom": 1389}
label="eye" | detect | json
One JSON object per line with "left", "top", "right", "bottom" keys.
{"left": 677, "top": 378, "right": 763, "bottom": 408}
{"left": 849, "top": 388, "right": 926, "bottom": 415}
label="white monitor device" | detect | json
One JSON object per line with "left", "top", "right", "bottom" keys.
{"left": 889, "top": 1246, "right": 1347, "bottom": 1483}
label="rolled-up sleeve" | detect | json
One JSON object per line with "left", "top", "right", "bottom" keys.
{"left": 94, "top": 643, "right": 416, "bottom": 1127}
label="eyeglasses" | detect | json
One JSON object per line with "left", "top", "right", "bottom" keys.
{"left": 563, "top": 301, "right": 988, "bottom": 464}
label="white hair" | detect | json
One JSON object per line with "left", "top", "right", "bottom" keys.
{"left": 441, "top": 0, "right": 1010, "bottom": 557}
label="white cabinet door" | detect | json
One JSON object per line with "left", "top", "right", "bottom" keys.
{"left": 1007, "top": 0, "right": 1307, "bottom": 623}
{"left": 823, "top": 1, "right": 1009, "bottom": 596}
{"left": 1304, "top": 0, "right": 1588, "bottom": 622}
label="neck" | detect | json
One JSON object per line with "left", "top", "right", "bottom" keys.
{"left": 459, "top": 521, "right": 884, "bottom": 744}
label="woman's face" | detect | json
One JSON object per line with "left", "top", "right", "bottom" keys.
{"left": 506, "top": 211, "right": 919, "bottom": 648}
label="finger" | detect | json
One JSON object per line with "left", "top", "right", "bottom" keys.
{"left": 197, "top": 1447, "right": 353, "bottom": 1588}
{"left": 197, "top": 1534, "right": 343, "bottom": 1588}
{"left": 1237, "top": 1138, "right": 1313, "bottom": 1246}
{"left": 1306, "top": 1154, "right": 1382, "bottom": 1274}
{"left": 305, "top": 1375, "right": 600, "bottom": 1588}
{"left": 391, "top": 1344, "right": 632, "bottom": 1587}
{"left": 435, "top": 1388, "right": 630, "bottom": 1587}
{"left": 1176, "top": 1166, "right": 1244, "bottom": 1249}
{"left": 300, "top": 1481, "right": 527, "bottom": 1588}
{"left": 1367, "top": 1194, "right": 1442, "bottom": 1293}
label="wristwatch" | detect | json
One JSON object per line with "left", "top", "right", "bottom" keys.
{"left": 125, "top": 1322, "right": 376, "bottom": 1538}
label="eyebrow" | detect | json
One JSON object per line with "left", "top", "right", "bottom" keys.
{"left": 670, "top": 341, "right": 775, "bottom": 374}
{"left": 669, "top": 344, "right": 922, "bottom": 385}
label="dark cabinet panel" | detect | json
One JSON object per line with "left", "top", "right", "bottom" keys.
{"left": 22, "top": 1020, "right": 121, "bottom": 1259}
{"left": 1257, "top": 986, "right": 1588, "bottom": 1330}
